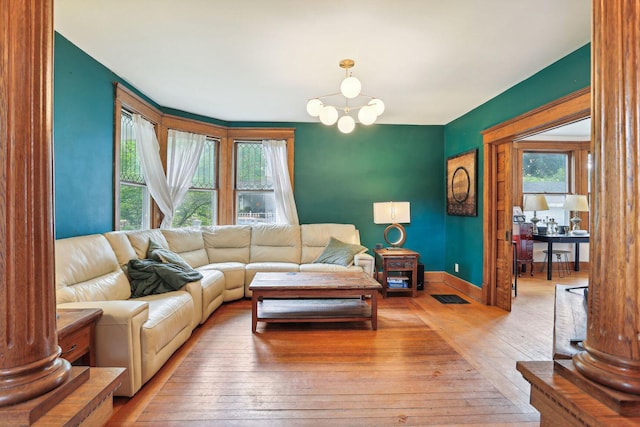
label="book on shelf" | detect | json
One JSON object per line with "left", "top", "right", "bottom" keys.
{"left": 387, "top": 276, "right": 409, "bottom": 288}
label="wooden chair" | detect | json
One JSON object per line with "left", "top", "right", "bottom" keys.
{"left": 514, "top": 223, "right": 534, "bottom": 276}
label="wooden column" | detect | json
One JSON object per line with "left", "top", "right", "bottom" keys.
{"left": 0, "top": 0, "right": 71, "bottom": 406}
{"left": 573, "top": 0, "right": 640, "bottom": 394}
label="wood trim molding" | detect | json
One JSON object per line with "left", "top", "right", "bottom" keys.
{"left": 424, "top": 272, "right": 483, "bottom": 302}
{"left": 482, "top": 87, "right": 591, "bottom": 143}
{"left": 114, "top": 83, "right": 162, "bottom": 124}
{"left": 482, "top": 87, "right": 591, "bottom": 307}
{"left": 162, "top": 114, "right": 228, "bottom": 138}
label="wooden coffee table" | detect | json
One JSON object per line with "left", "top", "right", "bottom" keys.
{"left": 249, "top": 271, "right": 382, "bottom": 332}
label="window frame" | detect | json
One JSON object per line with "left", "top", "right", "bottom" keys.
{"left": 225, "top": 128, "right": 294, "bottom": 225}
{"left": 114, "top": 84, "right": 163, "bottom": 230}
{"left": 234, "top": 140, "right": 275, "bottom": 225}
{"left": 169, "top": 135, "right": 220, "bottom": 228}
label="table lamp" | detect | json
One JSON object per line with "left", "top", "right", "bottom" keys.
{"left": 523, "top": 194, "right": 548, "bottom": 234}
{"left": 373, "top": 202, "right": 410, "bottom": 249}
{"left": 563, "top": 194, "right": 589, "bottom": 231}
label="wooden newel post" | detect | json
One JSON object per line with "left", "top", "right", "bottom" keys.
{"left": 573, "top": 0, "right": 640, "bottom": 394}
{"left": 0, "top": 0, "right": 71, "bottom": 406}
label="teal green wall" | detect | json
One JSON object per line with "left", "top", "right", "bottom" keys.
{"left": 53, "top": 33, "right": 159, "bottom": 238}
{"left": 442, "top": 44, "right": 591, "bottom": 286}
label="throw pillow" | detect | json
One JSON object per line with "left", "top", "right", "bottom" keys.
{"left": 313, "top": 237, "right": 367, "bottom": 267}
{"left": 147, "top": 239, "right": 191, "bottom": 269}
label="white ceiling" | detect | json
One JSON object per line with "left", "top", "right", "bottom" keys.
{"left": 54, "top": 0, "right": 591, "bottom": 125}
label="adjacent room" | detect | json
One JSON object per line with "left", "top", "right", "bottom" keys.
{"left": 5, "top": 1, "right": 640, "bottom": 426}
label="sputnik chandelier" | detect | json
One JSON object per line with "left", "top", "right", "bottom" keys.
{"left": 306, "top": 59, "right": 385, "bottom": 134}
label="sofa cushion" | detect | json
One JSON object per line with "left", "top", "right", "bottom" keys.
{"left": 126, "top": 229, "right": 170, "bottom": 260}
{"left": 104, "top": 231, "right": 139, "bottom": 267}
{"left": 203, "top": 225, "right": 251, "bottom": 263}
{"left": 313, "top": 237, "right": 367, "bottom": 267}
{"left": 300, "top": 223, "right": 360, "bottom": 263}
{"left": 55, "top": 234, "right": 132, "bottom": 304}
{"left": 250, "top": 224, "right": 301, "bottom": 263}
{"left": 147, "top": 239, "right": 191, "bottom": 268}
{"left": 161, "top": 228, "right": 209, "bottom": 268}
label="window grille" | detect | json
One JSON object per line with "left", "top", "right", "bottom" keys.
{"left": 236, "top": 141, "right": 273, "bottom": 190}
{"left": 190, "top": 137, "right": 218, "bottom": 190}
{"left": 120, "top": 111, "right": 145, "bottom": 184}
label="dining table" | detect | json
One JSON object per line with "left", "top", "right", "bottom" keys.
{"left": 532, "top": 232, "right": 590, "bottom": 280}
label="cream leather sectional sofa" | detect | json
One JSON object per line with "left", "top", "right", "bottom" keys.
{"left": 54, "top": 223, "right": 373, "bottom": 396}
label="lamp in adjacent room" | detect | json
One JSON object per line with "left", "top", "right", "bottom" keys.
{"left": 523, "top": 194, "right": 549, "bottom": 234}
{"left": 563, "top": 194, "right": 589, "bottom": 231}
{"left": 373, "top": 202, "right": 410, "bottom": 248}
{"left": 306, "top": 59, "right": 385, "bottom": 134}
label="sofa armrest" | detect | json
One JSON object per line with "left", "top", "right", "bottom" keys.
{"left": 57, "top": 300, "right": 149, "bottom": 397}
{"left": 354, "top": 252, "right": 375, "bottom": 276}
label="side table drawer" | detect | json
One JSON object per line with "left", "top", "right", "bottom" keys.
{"left": 59, "top": 325, "right": 90, "bottom": 364}
{"left": 388, "top": 259, "right": 415, "bottom": 269}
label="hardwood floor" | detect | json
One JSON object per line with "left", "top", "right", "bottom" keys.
{"left": 107, "top": 270, "right": 588, "bottom": 426}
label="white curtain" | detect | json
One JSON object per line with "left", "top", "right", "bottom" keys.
{"left": 165, "top": 129, "right": 205, "bottom": 228}
{"left": 263, "top": 139, "right": 299, "bottom": 225}
{"left": 132, "top": 114, "right": 172, "bottom": 227}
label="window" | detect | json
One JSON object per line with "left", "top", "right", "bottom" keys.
{"left": 118, "top": 110, "right": 151, "bottom": 230}
{"left": 114, "top": 83, "right": 294, "bottom": 229}
{"left": 522, "top": 151, "right": 570, "bottom": 224}
{"left": 235, "top": 141, "right": 275, "bottom": 224}
{"left": 171, "top": 137, "right": 219, "bottom": 227}
{"left": 515, "top": 139, "right": 591, "bottom": 230}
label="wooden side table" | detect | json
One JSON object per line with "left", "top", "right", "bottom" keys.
{"left": 56, "top": 308, "right": 103, "bottom": 366}
{"left": 374, "top": 248, "right": 420, "bottom": 298}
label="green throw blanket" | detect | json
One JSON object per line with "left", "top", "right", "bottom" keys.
{"left": 127, "top": 258, "right": 203, "bottom": 298}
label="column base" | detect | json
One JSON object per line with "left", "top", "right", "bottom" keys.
{"left": 518, "top": 361, "right": 640, "bottom": 426}
{"left": 574, "top": 342, "right": 640, "bottom": 397}
{"left": 0, "top": 366, "right": 87, "bottom": 426}
{"left": 0, "top": 354, "right": 71, "bottom": 407}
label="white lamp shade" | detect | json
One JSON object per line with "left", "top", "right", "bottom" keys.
{"left": 337, "top": 115, "right": 355, "bottom": 133}
{"left": 523, "top": 194, "right": 549, "bottom": 211}
{"left": 340, "top": 76, "right": 361, "bottom": 99}
{"left": 306, "top": 98, "right": 323, "bottom": 117}
{"left": 358, "top": 105, "right": 377, "bottom": 125}
{"left": 373, "top": 202, "right": 411, "bottom": 224}
{"left": 319, "top": 105, "right": 338, "bottom": 125}
{"left": 563, "top": 194, "right": 589, "bottom": 211}
{"left": 369, "top": 98, "right": 385, "bottom": 116}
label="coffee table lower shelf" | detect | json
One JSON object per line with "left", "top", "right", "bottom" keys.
{"left": 254, "top": 298, "right": 376, "bottom": 331}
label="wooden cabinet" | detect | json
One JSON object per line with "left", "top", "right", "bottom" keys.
{"left": 57, "top": 308, "right": 103, "bottom": 366}
{"left": 374, "top": 248, "right": 420, "bottom": 298}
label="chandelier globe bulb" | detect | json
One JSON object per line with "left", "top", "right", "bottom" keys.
{"left": 337, "top": 115, "right": 356, "bottom": 133}
{"left": 340, "top": 76, "right": 361, "bottom": 99}
{"left": 358, "top": 105, "right": 377, "bottom": 125}
{"left": 306, "top": 98, "right": 323, "bottom": 117}
{"left": 319, "top": 105, "right": 338, "bottom": 125}
{"left": 369, "top": 98, "right": 385, "bottom": 116}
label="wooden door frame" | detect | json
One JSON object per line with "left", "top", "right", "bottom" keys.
{"left": 481, "top": 87, "right": 591, "bottom": 306}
